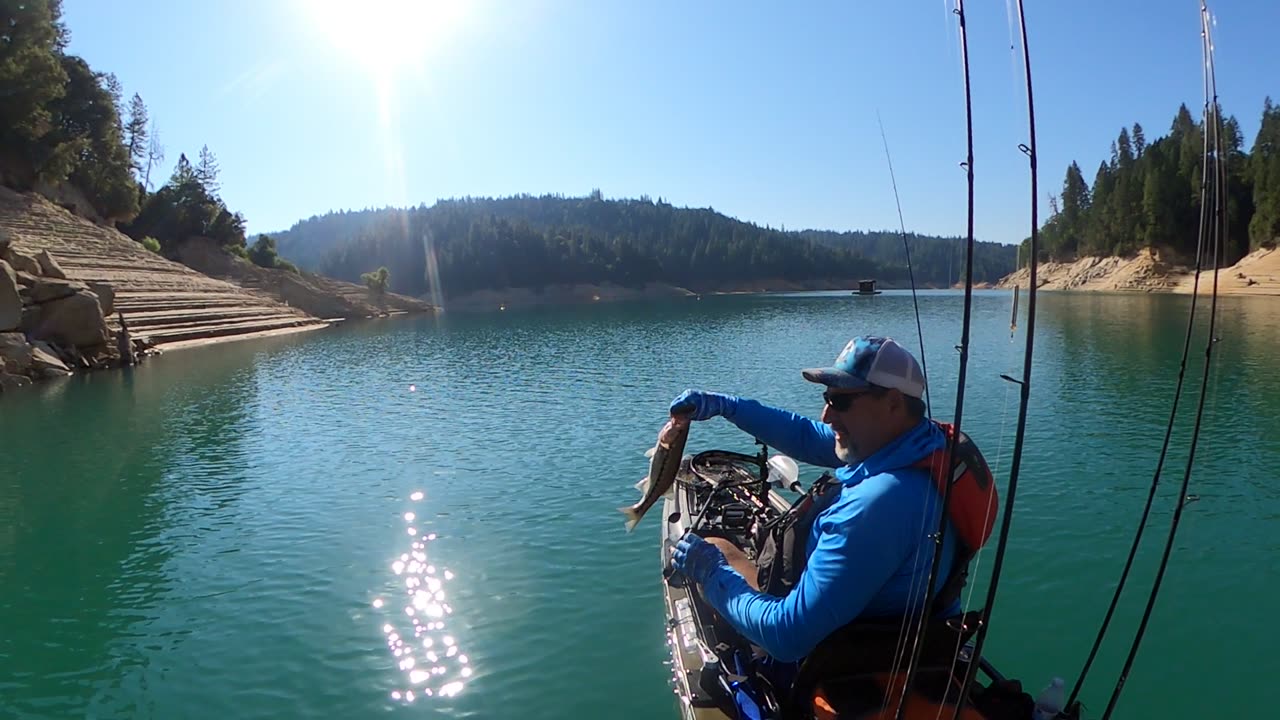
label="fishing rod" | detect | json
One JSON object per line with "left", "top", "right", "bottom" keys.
{"left": 1064, "top": 1, "right": 1219, "bottom": 711}
{"left": 872, "top": 113, "right": 941, "bottom": 716}
{"left": 892, "top": 1, "right": 979, "bottom": 717}
{"left": 875, "top": 110, "right": 933, "bottom": 418}
{"left": 1099, "top": 5, "right": 1224, "bottom": 716}
{"left": 949, "top": 0, "right": 1040, "bottom": 714}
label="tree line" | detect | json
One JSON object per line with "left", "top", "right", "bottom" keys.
{"left": 274, "top": 193, "right": 1018, "bottom": 298}
{"left": 1, "top": 0, "right": 251, "bottom": 254}
{"left": 1026, "top": 99, "right": 1280, "bottom": 265}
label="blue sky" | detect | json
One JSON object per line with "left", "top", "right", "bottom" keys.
{"left": 62, "top": 0, "right": 1278, "bottom": 244}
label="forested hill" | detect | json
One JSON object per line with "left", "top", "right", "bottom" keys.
{"left": 1024, "top": 99, "right": 1280, "bottom": 265}
{"left": 799, "top": 229, "right": 1015, "bottom": 287}
{"left": 272, "top": 193, "right": 1018, "bottom": 298}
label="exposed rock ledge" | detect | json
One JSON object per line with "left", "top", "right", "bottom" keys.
{"left": 172, "top": 239, "right": 433, "bottom": 320}
{"left": 1, "top": 237, "right": 115, "bottom": 394}
{"left": 0, "top": 185, "right": 436, "bottom": 397}
{"left": 995, "top": 245, "right": 1280, "bottom": 296}
{"left": 0, "top": 186, "right": 332, "bottom": 368}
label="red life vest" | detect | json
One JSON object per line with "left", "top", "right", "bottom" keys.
{"left": 756, "top": 420, "right": 998, "bottom": 599}
{"left": 912, "top": 420, "right": 998, "bottom": 555}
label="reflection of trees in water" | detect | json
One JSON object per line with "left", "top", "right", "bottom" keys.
{"left": 1031, "top": 294, "right": 1208, "bottom": 492}
{"left": 1191, "top": 297, "right": 1280, "bottom": 454}
{"left": 1035, "top": 293, "right": 1280, "bottom": 490}
{"left": 0, "top": 343, "right": 260, "bottom": 717}
{"left": 1041, "top": 293, "right": 1196, "bottom": 403}
{"left": 1044, "top": 292, "right": 1280, "bottom": 402}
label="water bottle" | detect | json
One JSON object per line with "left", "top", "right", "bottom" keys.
{"left": 1033, "top": 677, "right": 1065, "bottom": 720}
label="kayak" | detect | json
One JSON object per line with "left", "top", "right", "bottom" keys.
{"left": 657, "top": 444, "right": 1071, "bottom": 720}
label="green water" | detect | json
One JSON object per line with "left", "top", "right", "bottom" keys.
{"left": 2, "top": 290, "right": 1276, "bottom": 719}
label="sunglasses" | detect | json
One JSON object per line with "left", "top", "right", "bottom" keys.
{"left": 822, "top": 388, "right": 880, "bottom": 412}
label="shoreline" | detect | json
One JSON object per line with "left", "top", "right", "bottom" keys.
{"left": 154, "top": 321, "right": 333, "bottom": 352}
{"left": 995, "top": 246, "right": 1280, "bottom": 297}
{"left": 0, "top": 187, "right": 439, "bottom": 397}
{"left": 436, "top": 278, "right": 1001, "bottom": 312}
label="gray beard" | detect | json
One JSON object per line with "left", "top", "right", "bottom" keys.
{"left": 835, "top": 441, "right": 859, "bottom": 465}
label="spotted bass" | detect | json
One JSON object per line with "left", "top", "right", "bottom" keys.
{"left": 619, "top": 417, "right": 690, "bottom": 533}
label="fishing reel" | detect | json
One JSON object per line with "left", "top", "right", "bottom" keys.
{"left": 664, "top": 441, "right": 802, "bottom": 589}
{"left": 687, "top": 441, "right": 801, "bottom": 496}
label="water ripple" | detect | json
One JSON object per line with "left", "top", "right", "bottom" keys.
{"left": 1, "top": 293, "right": 1276, "bottom": 719}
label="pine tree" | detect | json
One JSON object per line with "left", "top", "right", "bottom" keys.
{"left": 124, "top": 93, "right": 148, "bottom": 176}
{"left": 1133, "top": 123, "right": 1147, "bottom": 158}
{"left": 1084, "top": 162, "right": 1115, "bottom": 256}
{"left": 1220, "top": 115, "right": 1254, "bottom": 259}
{"left": 1141, "top": 141, "right": 1178, "bottom": 248}
{"left": 1249, "top": 98, "right": 1280, "bottom": 249}
{"left": 1112, "top": 127, "right": 1143, "bottom": 252}
{"left": 45, "top": 55, "right": 139, "bottom": 220}
{"left": 171, "top": 153, "right": 196, "bottom": 185}
{"left": 1059, "top": 161, "right": 1091, "bottom": 257}
{"left": 1117, "top": 127, "right": 1135, "bottom": 170}
{"left": 101, "top": 72, "right": 122, "bottom": 105}
{"left": 0, "top": 0, "right": 69, "bottom": 149}
{"left": 195, "top": 144, "right": 220, "bottom": 195}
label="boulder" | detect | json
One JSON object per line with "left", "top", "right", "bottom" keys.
{"left": 80, "top": 341, "right": 118, "bottom": 369}
{"left": 15, "top": 270, "right": 39, "bottom": 287}
{"left": 20, "top": 304, "right": 40, "bottom": 333}
{"left": 29, "top": 290, "right": 108, "bottom": 347}
{"left": 36, "top": 250, "right": 68, "bottom": 279}
{"left": 0, "top": 371, "right": 31, "bottom": 393}
{"left": 29, "top": 342, "right": 71, "bottom": 377}
{"left": 87, "top": 281, "right": 115, "bottom": 316}
{"left": 32, "top": 338, "right": 64, "bottom": 360}
{"left": 1, "top": 260, "right": 21, "bottom": 331}
{"left": 4, "top": 249, "right": 41, "bottom": 276}
{"left": 0, "top": 332, "right": 33, "bottom": 374}
{"left": 28, "top": 278, "right": 87, "bottom": 304}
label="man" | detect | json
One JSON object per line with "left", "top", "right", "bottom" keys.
{"left": 669, "top": 336, "right": 959, "bottom": 663}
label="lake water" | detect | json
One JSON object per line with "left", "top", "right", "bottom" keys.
{"left": 2, "top": 289, "right": 1276, "bottom": 719}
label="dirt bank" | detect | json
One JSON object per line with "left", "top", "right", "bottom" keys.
{"left": 995, "top": 246, "right": 1280, "bottom": 296}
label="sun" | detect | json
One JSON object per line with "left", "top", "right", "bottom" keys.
{"left": 301, "top": 0, "right": 468, "bottom": 75}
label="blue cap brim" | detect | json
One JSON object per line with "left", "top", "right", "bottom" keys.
{"left": 801, "top": 367, "right": 873, "bottom": 390}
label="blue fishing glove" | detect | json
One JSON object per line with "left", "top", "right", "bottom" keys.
{"left": 672, "top": 533, "right": 730, "bottom": 585}
{"left": 669, "top": 389, "right": 739, "bottom": 421}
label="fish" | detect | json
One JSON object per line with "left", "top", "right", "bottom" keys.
{"left": 619, "top": 417, "right": 690, "bottom": 533}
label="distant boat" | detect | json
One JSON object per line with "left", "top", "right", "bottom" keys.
{"left": 853, "top": 279, "right": 882, "bottom": 295}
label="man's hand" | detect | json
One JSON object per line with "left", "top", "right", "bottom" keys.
{"left": 672, "top": 533, "right": 730, "bottom": 585}
{"left": 669, "top": 389, "right": 738, "bottom": 421}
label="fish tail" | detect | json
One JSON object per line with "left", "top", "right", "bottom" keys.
{"left": 618, "top": 506, "right": 642, "bottom": 533}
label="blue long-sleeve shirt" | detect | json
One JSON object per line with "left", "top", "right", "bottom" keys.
{"left": 698, "top": 399, "right": 958, "bottom": 662}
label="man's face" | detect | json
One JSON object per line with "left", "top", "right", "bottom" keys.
{"left": 820, "top": 387, "right": 893, "bottom": 463}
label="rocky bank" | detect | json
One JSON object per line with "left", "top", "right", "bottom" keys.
{"left": 995, "top": 245, "right": 1280, "bottom": 296}
{"left": 0, "top": 186, "right": 435, "bottom": 397}
{"left": 1, "top": 235, "right": 116, "bottom": 393}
